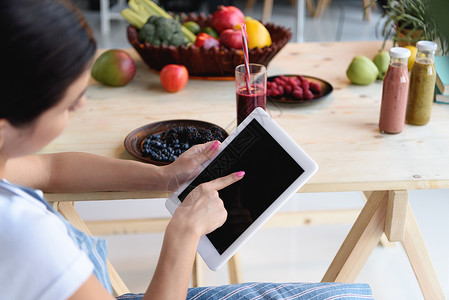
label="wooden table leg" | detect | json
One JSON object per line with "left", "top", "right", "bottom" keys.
{"left": 322, "top": 191, "right": 387, "bottom": 282}
{"left": 262, "top": 0, "right": 274, "bottom": 22}
{"left": 323, "top": 190, "right": 445, "bottom": 300}
{"left": 402, "top": 203, "right": 445, "bottom": 299}
{"left": 228, "top": 252, "right": 243, "bottom": 284}
{"left": 192, "top": 252, "right": 204, "bottom": 287}
{"left": 363, "top": 191, "right": 395, "bottom": 248}
{"left": 192, "top": 252, "right": 243, "bottom": 286}
{"left": 246, "top": 0, "right": 257, "bottom": 10}
{"left": 363, "top": 0, "right": 372, "bottom": 21}
{"left": 305, "top": 0, "right": 315, "bottom": 15}
{"left": 313, "top": 0, "right": 331, "bottom": 18}
{"left": 384, "top": 190, "right": 408, "bottom": 242}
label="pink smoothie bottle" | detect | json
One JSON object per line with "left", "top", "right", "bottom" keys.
{"left": 379, "top": 47, "right": 411, "bottom": 134}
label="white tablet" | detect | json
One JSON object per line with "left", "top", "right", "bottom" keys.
{"left": 165, "top": 107, "right": 318, "bottom": 271}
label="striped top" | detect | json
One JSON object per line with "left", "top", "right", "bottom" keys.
{"left": 117, "top": 281, "right": 374, "bottom": 299}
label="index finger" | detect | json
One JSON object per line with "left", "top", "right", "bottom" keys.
{"left": 204, "top": 171, "right": 245, "bottom": 191}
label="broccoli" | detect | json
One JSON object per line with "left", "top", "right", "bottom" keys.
{"left": 138, "top": 15, "right": 187, "bottom": 47}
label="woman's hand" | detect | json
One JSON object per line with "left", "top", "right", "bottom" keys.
{"left": 168, "top": 171, "right": 245, "bottom": 238}
{"left": 160, "top": 140, "right": 220, "bottom": 192}
{"left": 145, "top": 171, "right": 244, "bottom": 300}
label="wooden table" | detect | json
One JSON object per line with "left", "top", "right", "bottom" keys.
{"left": 43, "top": 41, "right": 448, "bottom": 299}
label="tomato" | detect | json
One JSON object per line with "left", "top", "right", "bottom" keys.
{"left": 160, "top": 64, "right": 189, "bottom": 93}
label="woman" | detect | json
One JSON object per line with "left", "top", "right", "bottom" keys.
{"left": 0, "top": 0, "right": 373, "bottom": 299}
{"left": 1, "top": 0, "right": 245, "bottom": 299}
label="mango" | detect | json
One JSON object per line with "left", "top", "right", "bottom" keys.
{"left": 346, "top": 55, "right": 379, "bottom": 85}
{"left": 373, "top": 50, "right": 390, "bottom": 80}
{"left": 91, "top": 49, "right": 136, "bottom": 87}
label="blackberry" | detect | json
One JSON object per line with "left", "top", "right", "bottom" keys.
{"left": 141, "top": 125, "right": 226, "bottom": 163}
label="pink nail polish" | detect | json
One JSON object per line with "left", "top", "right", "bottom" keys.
{"left": 236, "top": 171, "right": 245, "bottom": 178}
{"left": 210, "top": 140, "right": 219, "bottom": 151}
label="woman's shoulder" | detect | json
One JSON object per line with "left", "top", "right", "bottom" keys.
{"left": 0, "top": 180, "right": 94, "bottom": 299}
{"left": 0, "top": 178, "right": 92, "bottom": 273}
{"left": 0, "top": 179, "right": 48, "bottom": 219}
{"left": 0, "top": 179, "right": 68, "bottom": 247}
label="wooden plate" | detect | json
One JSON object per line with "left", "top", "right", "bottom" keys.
{"left": 267, "top": 75, "right": 333, "bottom": 104}
{"left": 124, "top": 120, "right": 228, "bottom": 165}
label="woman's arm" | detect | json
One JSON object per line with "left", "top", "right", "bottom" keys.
{"left": 4, "top": 141, "right": 219, "bottom": 193}
{"left": 143, "top": 172, "right": 244, "bottom": 300}
{"left": 67, "top": 172, "right": 244, "bottom": 300}
{"left": 5, "top": 152, "right": 165, "bottom": 192}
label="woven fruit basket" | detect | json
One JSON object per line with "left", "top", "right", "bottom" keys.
{"left": 127, "top": 13, "right": 292, "bottom": 77}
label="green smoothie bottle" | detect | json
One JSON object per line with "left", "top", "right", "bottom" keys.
{"left": 406, "top": 41, "right": 438, "bottom": 125}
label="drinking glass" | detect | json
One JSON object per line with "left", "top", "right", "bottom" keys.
{"left": 235, "top": 64, "right": 267, "bottom": 125}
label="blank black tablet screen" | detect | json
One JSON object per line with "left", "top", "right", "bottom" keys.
{"left": 178, "top": 119, "right": 304, "bottom": 254}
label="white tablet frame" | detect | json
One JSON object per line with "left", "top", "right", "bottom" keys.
{"left": 165, "top": 107, "right": 318, "bottom": 271}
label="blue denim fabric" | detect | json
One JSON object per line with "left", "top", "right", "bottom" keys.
{"left": 116, "top": 282, "right": 373, "bottom": 300}
{"left": 18, "top": 186, "right": 113, "bottom": 294}
{"left": 61, "top": 217, "right": 113, "bottom": 294}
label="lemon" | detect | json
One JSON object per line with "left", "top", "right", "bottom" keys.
{"left": 245, "top": 19, "right": 272, "bottom": 49}
{"left": 404, "top": 45, "right": 417, "bottom": 71}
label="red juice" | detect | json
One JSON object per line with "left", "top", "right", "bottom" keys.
{"left": 236, "top": 85, "right": 266, "bottom": 125}
{"left": 379, "top": 62, "right": 410, "bottom": 133}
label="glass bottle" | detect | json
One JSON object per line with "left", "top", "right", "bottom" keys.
{"left": 379, "top": 47, "right": 411, "bottom": 134}
{"left": 405, "top": 41, "right": 438, "bottom": 125}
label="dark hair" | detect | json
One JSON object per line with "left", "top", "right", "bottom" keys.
{"left": 1, "top": 0, "right": 97, "bottom": 126}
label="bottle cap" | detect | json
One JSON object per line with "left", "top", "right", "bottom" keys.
{"left": 416, "top": 41, "right": 438, "bottom": 52}
{"left": 389, "top": 47, "right": 411, "bottom": 58}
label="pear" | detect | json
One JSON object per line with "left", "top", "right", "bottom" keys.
{"left": 91, "top": 49, "right": 136, "bottom": 87}
{"left": 346, "top": 55, "right": 379, "bottom": 85}
{"left": 373, "top": 50, "right": 390, "bottom": 79}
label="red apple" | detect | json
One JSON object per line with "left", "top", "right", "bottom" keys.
{"left": 211, "top": 5, "right": 245, "bottom": 33}
{"left": 219, "top": 29, "right": 243, "bottom": 50}
{"left": 160, "top": 64, "right": 189, "bottom": 93}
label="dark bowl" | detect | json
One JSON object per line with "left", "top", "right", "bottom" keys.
{"left": 267, "top": 75, "right": 333, "bottom": 104}
{"left": 127, "top": 13, "right": 292, "bottom": 77}
{"left": 124, "top": 119, "right": 228, "bottom": 165}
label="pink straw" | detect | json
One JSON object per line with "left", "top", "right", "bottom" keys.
{"left": 241, "top": 23, "right": 251, "bottom": 94}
